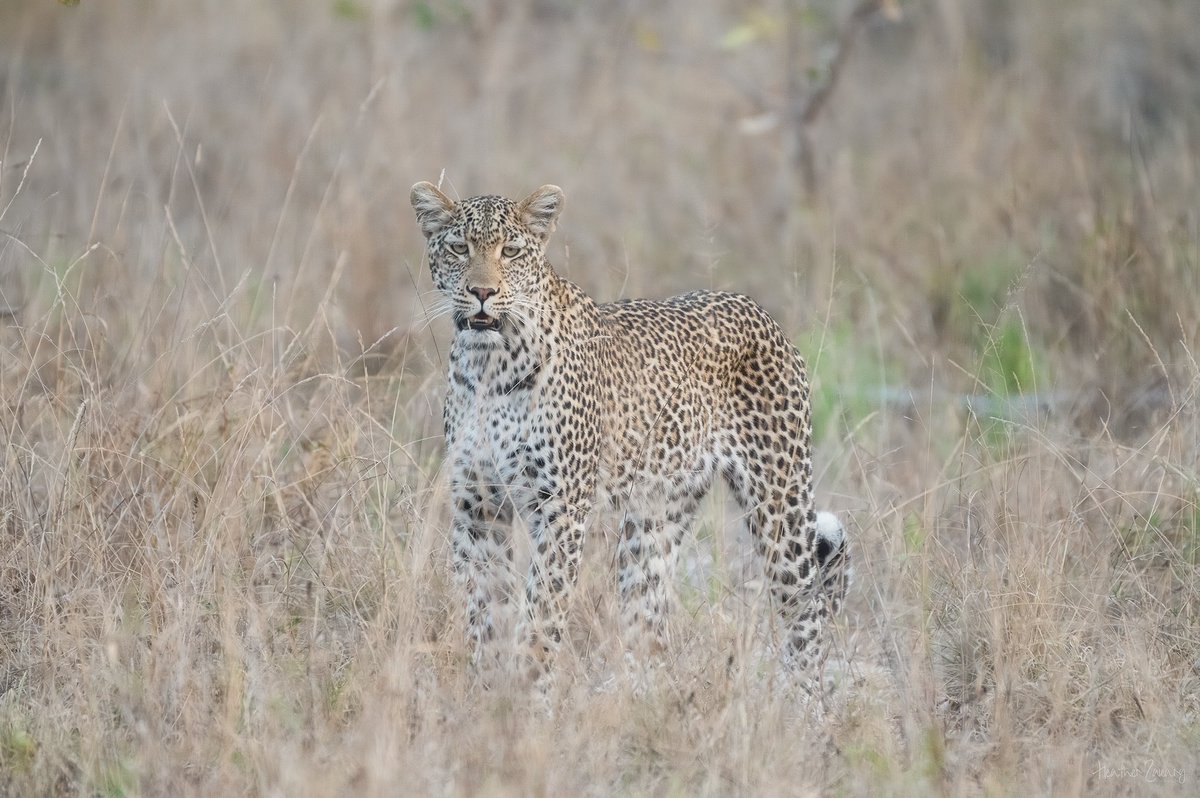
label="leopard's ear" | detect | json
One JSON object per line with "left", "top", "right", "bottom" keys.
{"left": 518, "top": 185, "right": 564, "bottom": 240}
{"left": 410, "top": 181, "right": 456, "bottom": 239}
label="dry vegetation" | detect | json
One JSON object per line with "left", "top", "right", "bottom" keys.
{"left": 1, "top": 0, "right": 1199, "bottom": 795}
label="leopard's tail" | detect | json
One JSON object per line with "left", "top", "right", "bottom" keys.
{"left": 814, "top": 511, "right": 851, "bottom": 616}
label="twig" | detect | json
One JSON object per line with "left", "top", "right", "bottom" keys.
{"left": 788, "top": 0, "right": 894, "bottom": 196}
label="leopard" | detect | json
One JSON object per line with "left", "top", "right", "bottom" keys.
{"left": 410, "top": 181, "right": 849, "bottom": 682}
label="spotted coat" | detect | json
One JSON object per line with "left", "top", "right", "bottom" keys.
{"left": 410, "top": 182, "right": 849, "bottom": 678}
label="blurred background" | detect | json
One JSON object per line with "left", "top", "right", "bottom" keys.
{"left": 2, "top": 0, "right": 1197, "bottom": 427}
{"left": 2, "top": 2, "right": 1199, "bottom": 794}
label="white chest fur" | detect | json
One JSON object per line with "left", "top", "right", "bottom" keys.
{"left": 446, "top": 338, "right": 541, "bottom": 489}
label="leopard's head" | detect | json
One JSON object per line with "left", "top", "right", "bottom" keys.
{"left": 410, "top": 182, "right": 563, "bottom": 342}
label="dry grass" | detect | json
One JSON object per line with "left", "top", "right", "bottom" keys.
{"left": 1, "top": 1, "right": 1198, "bottom": 795}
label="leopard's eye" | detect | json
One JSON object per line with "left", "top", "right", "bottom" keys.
{"left": 501, "top": 244, "right": 521, "bottom": 258}
{"left": 448, "top": 241, "right": 468, "bottom": 256}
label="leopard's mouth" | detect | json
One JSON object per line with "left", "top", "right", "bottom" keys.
{"left": 456, "top": 312, "right": 501, "bottom": 332}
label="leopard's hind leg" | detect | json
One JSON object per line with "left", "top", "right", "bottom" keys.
{"left": 616, "top": 505, "right": 700, "bottom": 655}
{"left": 718, "top": 381, "right": 846, "bottom": 675}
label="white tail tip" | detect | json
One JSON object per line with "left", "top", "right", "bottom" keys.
{"left": 815, "top": 511, "right": 845, "bottom": 546}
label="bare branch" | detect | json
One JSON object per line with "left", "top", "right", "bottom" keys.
{"left": 786, "top": 0, "right": 896, "bottom": 196}
{"left": 796, "top": 0, "right": 885, "bottom": 127}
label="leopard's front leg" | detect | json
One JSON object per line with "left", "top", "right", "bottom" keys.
{"left": 516, "top": 410, "right": 598, "bottom": 681}
{"left": 518, "top": 484, "right": 591, "bottom": 680}
{"left": 450, "top": 466, "right": 515, "bottom": 670}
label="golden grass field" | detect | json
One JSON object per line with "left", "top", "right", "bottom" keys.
{"left": 1, "top": 1, "right": 1198, "bottom": 795}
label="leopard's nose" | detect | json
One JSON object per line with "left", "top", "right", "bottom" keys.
{"left": 468, "top": 286, "right": 498, "bottom": 303}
